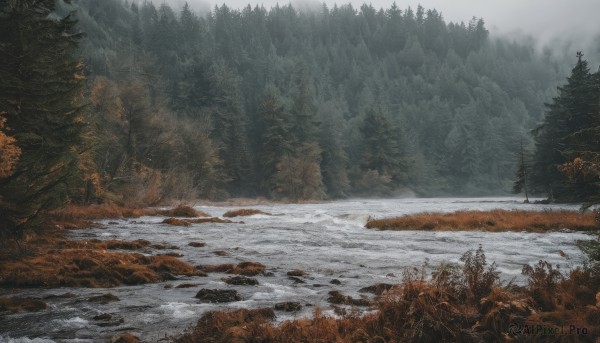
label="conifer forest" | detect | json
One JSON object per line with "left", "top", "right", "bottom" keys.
{"left": 1, "top": 1, "right": 600, "bottom": 341}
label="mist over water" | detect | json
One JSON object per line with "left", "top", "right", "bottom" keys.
{"left": 0, "top": 198, "right": 591, "bottom": 342}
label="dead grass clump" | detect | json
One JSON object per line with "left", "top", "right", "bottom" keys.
{"left": 104, "top": 239, "right": 151, "bottom": 250}
{"left": 231, "top": 261, "right": 266, "bottom": 276}
{"left": 223, "top": 209, "right": 271, "bottom": 217}
{"left": 162, "top": 218, "right": 191, "bottom": 226}
{"left": 150, "top": 255, "right": 199, "bottom": 276}
{"left": 187, "top": 217, "right": 234, "bottom": 224}
{"left": 0, "top": 240, "right": 201, "bottom": 288}
{"left": 53, "top": 204, "right": 159, "bottom": 221}
{"left": 198, "top": 264, "right": 235, "bottom": 273}
{"left": 366, "top": 209, "right": 598, "bottom": 232}
{"left": 158, "top": 205, "right": 209, "bottom": 217}
{"left": 0, "top": 296, "right": 47, "bottom": 312}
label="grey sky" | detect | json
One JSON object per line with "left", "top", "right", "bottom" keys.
{"left": 166, "top": 0, "right": 600, "bottom": 54}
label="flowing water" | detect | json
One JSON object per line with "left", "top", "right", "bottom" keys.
{"left": 0, "top": 197, "right": 593, "bottom": 342}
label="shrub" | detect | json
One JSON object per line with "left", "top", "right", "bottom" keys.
{"left": 522, "top": 260, "right": 563, "bottom": 310}
{"left": 460, "top": 245, "right": 499, "bottom": 301}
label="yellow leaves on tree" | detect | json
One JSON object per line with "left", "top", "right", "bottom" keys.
{"left": 0, "top": 114, "right": 20, "bottom": 179}
{"left": 561, "top": 157, "right": 600, "bottom": 182}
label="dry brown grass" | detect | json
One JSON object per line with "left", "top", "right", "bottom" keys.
{"left": 54, "top": 204, "right": 161, "bottom": 221}
{"left": 366, "top": 210, "right": 598, "bottom": 232}
{"left": 198, "top": 261, "right": 266, "bottom": 276}
{"left": 158, "top": 205, "right": 209, "bottom": 217}
{"left": 162, "top": 218, "right": 192, "bottom": 226}
{"left": 187, "top": 217, "right": 234, "bottom": 224}
{"left": 176, "top": 248, "right": 600, "bottom": 343}
{"left": 231, "top": 261, "right": 266, "bottom": 276}
{"left": 222, "top": 208, "right": 271, "bottom": 217}
{"left": 0, "top": 239, "right": 201, "bottom": 288}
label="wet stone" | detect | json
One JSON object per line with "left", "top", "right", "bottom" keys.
{"left": 93, "top": 313, "right": 112, "bottom": 321}
{"left": 288, "top": 276, "right": 305, "bottom": 284}
{"left": 287, "top": 269, "right": 307, "bottom": 277}
{"left": 195, "top": 289, "right": 242, "bottom": 303}
{"left": 87, "top": 293, "right": 120, "bottom": 304}
{"left": 223, "top": 276, "right": 259, "bottom": 286}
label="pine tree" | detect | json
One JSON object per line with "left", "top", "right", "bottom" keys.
{"left": 0, "top": 0, "right": 86, "bottom": 240}
{"left": 356, "top": 104, "right": 406, "bottom": 194}
{"left": 513, "top": 141, "right": 530, "bottom": 203}
{"left": 530, "top": 52, "right": 598, "bottom": 201}
{"left": 256, "top": 86, "right": 293, "bottom": 196}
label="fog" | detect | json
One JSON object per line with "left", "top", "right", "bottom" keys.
{"left": 165, "top": 0, "right": 600, "bottom": 60}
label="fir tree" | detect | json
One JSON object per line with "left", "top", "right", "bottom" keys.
{"left": 530, "top": 52, "right": 599, "bottom": 201}
{"left": 513, "top": 141, "right": 530, "bottom": 203}
{"left": 0, "top": 0, "right": 86, "bottom": 240}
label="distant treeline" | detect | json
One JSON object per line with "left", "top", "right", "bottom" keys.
{"left": 3, "top": 0, "right": 596, "bottom": 239}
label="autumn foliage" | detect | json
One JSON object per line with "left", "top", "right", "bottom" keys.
{"left": 177, "top": 247, "right": 600, "bottom": 343}
{"left": 0, "top": 238, "right": 200, "bottom": 288}
{"left": 0, "top": 115, "right": 20, "bottom": 179}
{"left": 366, "top": 210, "right": 598, "bottom": 232}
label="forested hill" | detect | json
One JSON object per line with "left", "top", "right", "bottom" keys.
{"left": 62, "top": 0, "right": 569, "bottom": 201}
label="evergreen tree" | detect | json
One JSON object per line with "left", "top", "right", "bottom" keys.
{"left": 256, "top": 86, "right": 292, "bottom": 196}
{"left": 513, "top": 141, "right": 530, "bottom": 202}
{"left": 355, "top": 104, "right": 406, "bottom": 194}
{"left": 0, "top": 0, "right": 86, "bottom": 239}
{"left": 531, "top": 52, "right": 599, "bottom": 201}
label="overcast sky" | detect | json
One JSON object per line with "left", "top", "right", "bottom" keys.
{"left": 166, "top": 0, "right": 600, "bottom": 56}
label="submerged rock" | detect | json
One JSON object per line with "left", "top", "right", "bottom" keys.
{"left": 358, "top": 283, "right": 394, "bottom": 295}
{"left": 274, "top": 302, "right": 302, "bottom": 312}
{"left": 287, "top": 269, "right": 307, "bottom": 277}
{"left": 0, "top": 296, "right": 47, "bottom": 313}
{"left": 288, "top": 276, "right": 305, "bottom": 284}
{"left": 328, "top": 290, "right": 371, "bottom": 307}
{"left": 87, "top": 293, "right": 120, "bottom": 304}
{"left": 195, "top": 289, "right": 242, "bottom": 303}
{"left": 223, "top": 276, "right": 259, "bottom": 286}
{"left": 93, "top": 313, "right": 113, "bottom": 321}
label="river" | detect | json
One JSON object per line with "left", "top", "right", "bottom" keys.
{"left": 0, "top": 197, "right": 593, "bottom": 342}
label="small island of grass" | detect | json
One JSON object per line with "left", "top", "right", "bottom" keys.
{"left": 365, "top": 210, "right": 598, "bottom": 233}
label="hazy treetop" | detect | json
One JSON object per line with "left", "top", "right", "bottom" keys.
{"left": 166, "top": 0, "right": 600, "bottom": 52}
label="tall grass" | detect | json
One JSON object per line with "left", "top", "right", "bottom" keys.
{"left": 176, "top": 247, "right": 599, "bottom": 342}
{"left": 366, "top": 210, "right": 598, "bottom": 232}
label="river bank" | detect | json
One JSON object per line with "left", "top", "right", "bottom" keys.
{"left": 0, "top": 198, "right": 597, "bottom": 341}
